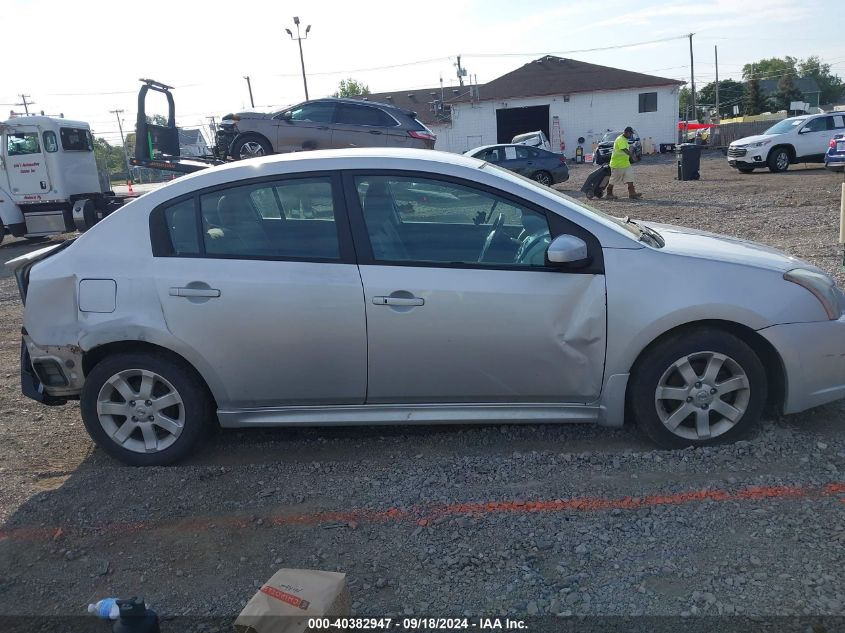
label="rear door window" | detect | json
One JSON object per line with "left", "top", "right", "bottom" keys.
{"left": 336, "top": 104, "right": 390, "bottom": 127}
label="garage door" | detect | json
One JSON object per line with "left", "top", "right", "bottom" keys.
{"left": 496, "top": 106, "right": 550, "bottom": 144}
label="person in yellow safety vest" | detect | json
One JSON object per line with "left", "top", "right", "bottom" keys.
{"left": 606, "top": 126, "right": 642, "bottom": 200}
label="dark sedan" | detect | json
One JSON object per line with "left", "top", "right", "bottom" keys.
{"left": 466, "top": 144, "right": 569, "bottom": 186}
{"left": 826, "top": 133, "right": 845, "bottom": 172}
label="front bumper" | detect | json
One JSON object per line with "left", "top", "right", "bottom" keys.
{"left": 20, "top": 335, "right": 84, "bottom": 404}
{"left": 759, "top": 316, "right": 845, "bottom": 414}
{"left": 215, "top": 129, "right": 238, "bottom": 157}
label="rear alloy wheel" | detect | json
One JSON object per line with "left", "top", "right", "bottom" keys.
{"left": 532, "top": 171, "right": 553, "bottom": 186}
{"left": 767, "top": 147, "right": 790, "bottom": 173}
{"left": 81, "top": 353, "right": 212, "bottom": 465}
{"left": 630, "top": 328, "right": 766, "bottom": 449}
{"left": 232, "top": 135, "right": 272, "bottom": 160}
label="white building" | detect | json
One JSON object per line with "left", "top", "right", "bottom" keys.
{"left": 178, "top": 128, "right": 210, "bottom": 157}
{"left": 359, "top": 56, "right": 683, "bottom": 156}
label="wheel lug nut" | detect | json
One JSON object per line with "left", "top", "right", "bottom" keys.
{"left": 145, "top": 400, "right": 152, "bottom": 406}
{"left": 702, "top": 404, "right": 709, "bottom": 410}
{"left": 694, "top": 382, "right": 702, "bottom": 388}
{"left": 710, "top": 388, "right": 717, "bottom": 394}
{"left": 129, "top": 400, "right": 136, "bottom": 406}
{"left": 686, "top": 396, "right": 693, "bottom": 402}
{"left": 131, "top": 416, "right": 137, "bottom": 422}
{"left": 148, "top": 416, "right": 154, "bottom": 422}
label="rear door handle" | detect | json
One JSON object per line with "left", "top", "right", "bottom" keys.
{"left": 169, "top": 287, "right": 221, "bottom": 298}
{"left": 373, "top": 296, "right": 424, "bottom": 306}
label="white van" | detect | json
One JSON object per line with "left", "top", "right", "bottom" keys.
{"left": 727, "top": 112, "right": 845, "bottom": 173}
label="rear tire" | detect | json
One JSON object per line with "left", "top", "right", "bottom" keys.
{"left": 767, "top": 147, "right": 790, "bottom": 173}
{"left": 532, "top": 171, "right": 553, "bottom": 186}
{"left": 629, "top": 328, "right": 766, "bottom": 449}
{"left": 81, "top": 352, "right": 213, "bottom": 466}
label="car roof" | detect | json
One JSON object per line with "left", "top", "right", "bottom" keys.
{"left": 468, "top": 144, "right": 541, "bottom": 152}
{"left": 306, "top": 97, "right": 416, "bottom": 117}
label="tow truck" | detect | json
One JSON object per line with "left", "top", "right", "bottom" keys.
{"left": 1, "top": 79, "right": 226, "bottom": 245}
{"left": 0, "top": 116, "right": 130, "bottom": 244}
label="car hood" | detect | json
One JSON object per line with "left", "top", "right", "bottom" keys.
{"left": 730, "top": 134, "right": 776, "bottom": 146}
{"left": 228, "top": 111, "right": 273, "bottom": 121}
{"left": 640, "top": 221, "right": 815, "bottom": 273}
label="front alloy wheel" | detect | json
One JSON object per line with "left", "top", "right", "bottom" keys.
{"left": 630, "top": 328, "right": 766, "bottom": 448}
{"left": 654, "top": 352, "right": 750, "bottom": 441}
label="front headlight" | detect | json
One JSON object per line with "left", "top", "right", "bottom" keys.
{"left": 748, "top": 140, "right": 772, "bottom": 148}
{"left": 784, "top": 268, "right": 842, "bottom": 320}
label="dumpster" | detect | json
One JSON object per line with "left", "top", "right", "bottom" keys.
{"left": 676, "top": 143, "right": 702, "bottom": 180}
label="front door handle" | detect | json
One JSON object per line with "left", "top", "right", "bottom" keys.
{"left": 369, "top": 130, "right": 383, "bottom": 135}
{"left": 169, "top": 286, "right": 221, "bottom": 298}
{"left": 373, "top": 296, "right": 424, "bottom": 306}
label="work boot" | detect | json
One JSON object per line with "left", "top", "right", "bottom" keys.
{"left": 627, "top": 183, "right": 642, "bottom": 199}
{"left": 605, "top": 185, "right": 618, "bottom": 200}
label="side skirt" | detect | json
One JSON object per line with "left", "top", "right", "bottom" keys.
{"left": 217, "top": 403, "right": 602, "bottom": 428}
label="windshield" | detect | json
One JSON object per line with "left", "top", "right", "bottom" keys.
{"left": 764, "top": 118, "right": 807, "bottom": 135}
{"left": 485, "top": 163, "right": 642, "bottom": 239}
{"left": 601, "top": 131, "right": 623, "bottom": 143}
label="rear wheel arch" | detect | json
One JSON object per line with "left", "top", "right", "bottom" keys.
{"left": 626, "top": 319, "right": 786, "bottom": 416}
{"left": 82, "top": 341, "right": 218, "bottom": 411}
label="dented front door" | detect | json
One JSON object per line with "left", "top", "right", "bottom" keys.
{"left": 361, "top": 266, "right": 607, "bottom": 404}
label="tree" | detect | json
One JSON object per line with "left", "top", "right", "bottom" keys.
{"left": 798, "top": 55, "right": 844, "bottom": 105}
{"left": 742, "top": 56, "right": 797, "bottom": 81}
{"left": 697, "top": 80, "right": 747, "bottom": 118}
{"left": 678, "top": 86, "right": 690, "bottom": 118}
{"left": 744, "top": 78, "right": 769, "bottom": 115}
{"left": 332, "top": 78, "right": 370, "bottom": 98}
{"left": 93, "top": 137, "right": 128, "bottom": 179}
{"left": 776, "top": 73, "right": 804, "bottom": 111}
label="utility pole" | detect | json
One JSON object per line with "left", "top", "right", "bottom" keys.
{"left": 16, "top": 94, "right": 33, "bottom": 114}
{"left": 109, "top": 109, "right": 133, "bottom": 184}
{"left": 714, "top": 45, "right": 720, "bottom": 123}
{"left": 455, "top": 55, "right": 465, "bottom": 86}
{"left": 688, "top": 33, "right": 696, "bottom": 123}
{"left": 285, "top": 17, "right": 311, "bottom": 101}
{"left": 243, "top": 76, "right": 255, "bottom": 108}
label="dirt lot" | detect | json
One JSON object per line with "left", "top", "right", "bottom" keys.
{"left": 1, "top": 153, "right": 844, "bottom": 632}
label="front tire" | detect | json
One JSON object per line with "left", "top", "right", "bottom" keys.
{"left": 81, "top": 352, "right": 213, "bottom": 466}
{"left": 767, "top": 147, "right": 790, "bottom": 173}
{"left": 629, "top": 328, "right": 766, "bottom": 449}
{"left": 231, "top": 134, "right": 273, "bottom": 160}
{"left": 532, "top": 171, "right": 553, "bottom": 186}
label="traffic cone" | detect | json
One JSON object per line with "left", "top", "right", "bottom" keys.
{"left": 127, "top": 180, "right": 134, "bottom": 194}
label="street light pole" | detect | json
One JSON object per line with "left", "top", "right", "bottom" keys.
{"left": 110, "top": 108, "right": 133, "bottom": 184}
{"left": 285, "top": 17, "right": 311, "bottom": 101}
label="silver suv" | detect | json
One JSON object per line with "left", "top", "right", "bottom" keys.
{"left": 217, "top": 98, "right": 436, "bottom": 159}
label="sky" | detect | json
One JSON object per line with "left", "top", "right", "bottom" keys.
{"left": 3, "top": 0, "right": 843, "bottom": 146}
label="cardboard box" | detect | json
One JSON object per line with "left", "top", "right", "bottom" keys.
{"left": 234, "top": 569, "right": 351, "bottom": 633}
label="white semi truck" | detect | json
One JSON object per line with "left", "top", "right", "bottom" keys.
{"left": 0, "top": 116, "right": 129, "bottom": 245}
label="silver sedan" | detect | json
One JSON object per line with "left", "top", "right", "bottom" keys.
{"left": 8, "top": 149, "right": 845, "bottom": 465}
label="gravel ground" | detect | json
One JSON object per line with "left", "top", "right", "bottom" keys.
{"left": 1, "top": 153, "right": 844, "bottom": 632}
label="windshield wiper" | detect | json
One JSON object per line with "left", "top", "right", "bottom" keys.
{"left": 623, "top": 216, "right": 664, "bottom": 248}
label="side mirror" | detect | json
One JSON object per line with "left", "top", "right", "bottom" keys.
{"left": 282, "top": 111, "right": 292, "bottom": 121}
{"left": 546, "top": 234, "right": 589, "bottom": 265}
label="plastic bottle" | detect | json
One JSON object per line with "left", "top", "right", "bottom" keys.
{"left": 88, "top": 597, "right": 120, "bottom": 620}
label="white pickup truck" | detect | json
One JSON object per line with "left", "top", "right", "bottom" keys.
{"left": 0, "top": 116, "right": 128, "bottom": 244}
{"left": 727, "top": 112, "right": 845, "bottom": 173}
